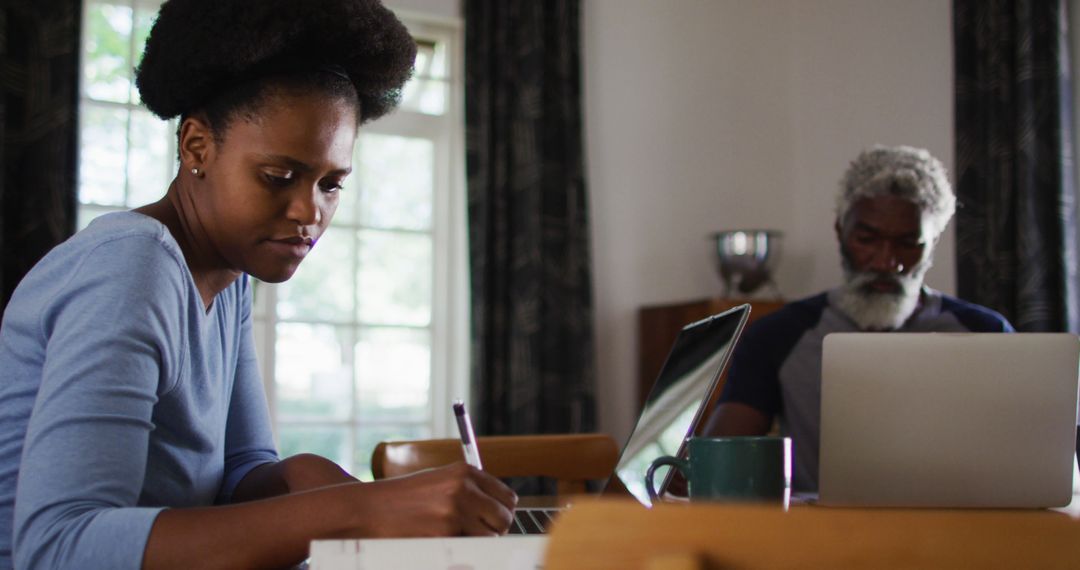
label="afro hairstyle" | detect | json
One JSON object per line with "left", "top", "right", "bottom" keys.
{"left": 135, "top": 0, "right": 416, "bottom": 126}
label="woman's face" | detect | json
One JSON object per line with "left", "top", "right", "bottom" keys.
{"left": 191, "top": 91, "right": 358, "bottom": 283}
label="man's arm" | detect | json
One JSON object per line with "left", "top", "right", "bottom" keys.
{"left": 702, "top": 402, "right": 773, "bottom": 436}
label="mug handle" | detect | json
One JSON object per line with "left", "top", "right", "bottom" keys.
{"left": 646, "top": 455, "right": 689, "bottom": 502}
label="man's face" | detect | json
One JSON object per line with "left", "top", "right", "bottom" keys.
{"left": 835, "top": 194, "right": 936, "bottom": 330}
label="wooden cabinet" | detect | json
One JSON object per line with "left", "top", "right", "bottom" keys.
{"left": 636, "top": 297, "right": 784, "bottom": 413}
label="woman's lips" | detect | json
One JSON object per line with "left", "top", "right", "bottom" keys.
{"left": 266, "top": 236, "right": 314, "bottom": 258}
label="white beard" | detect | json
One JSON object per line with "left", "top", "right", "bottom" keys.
{"left": 835, "top": 255, "right": 933, "bottom": 331}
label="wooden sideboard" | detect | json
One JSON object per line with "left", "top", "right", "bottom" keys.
{"left": 637, "top": 297, "right": 785, "bottom": 414}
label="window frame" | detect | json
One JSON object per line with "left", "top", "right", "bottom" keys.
{"left": 252, "top": 11, "right": 471, "bottom": 473}
{"left": 75, "top": 1, "right": 470, "bottom": 477}
{"left": 77, "top": 0, "right": 179, "bottom": 225}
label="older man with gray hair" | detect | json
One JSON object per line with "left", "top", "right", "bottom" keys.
{"left": 703, "top": 145, "right": 1013, "bottom": 493}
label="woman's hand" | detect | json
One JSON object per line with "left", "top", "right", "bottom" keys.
{"left": 146, "top": 461, "right": 517, "bottom": 568}
{"left": 352, "top": 462, "right": 518, "bottom": 537}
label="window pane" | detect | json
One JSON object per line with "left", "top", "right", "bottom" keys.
{"left": 79, "top": 104, "right": 128, "bottom": 206}
{"left": 355, "top": 326, "right": 431, "bottom": 422}
{"left": 397, "top": 38, "right": 447, "bottom": 115}
{"left": 414, "top": 39, "right": 447, "bottom": 80}
{"left": 129, "top": 4, "right": 158, "bottom": 104}
{"left": 398, "top": 77, "right": 448, "bottom": 116}
{"left": 251, "top": 280, "right": 267, "bottom": 320}
{"left": 358, "top": 134, "right": 434, "bottom": 230}
{"left": 83, "top": 2, "right": 133, "bottom": 103}
{"left": 353, "top": 423, "right": 430, "bottom": 482}
{"left": 275, "top": 323, "right": 352, "bottom": 421}
{"left": 276, "top": 227, "right": 353, "bottom": 322}
{"left": 277, "top": 424, "right": 351, "bottom": 470}
{"left": 77, "top": 205, "right": 121, "bottom": 231}
{"left": 333, "top": 177, "right": 359, "bottom": 225}
{"left": 356, "top": 229, "right": 432, "bottom": 326}
{"left": 127, "top": 110, "right": 170, "bottom": 206}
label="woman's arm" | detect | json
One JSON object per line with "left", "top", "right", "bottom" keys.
{"left": 231, "top": 453, "right": 356, "bottom": 502}
{"left": 143, "top": 462, "right": 517, "bottom": 569}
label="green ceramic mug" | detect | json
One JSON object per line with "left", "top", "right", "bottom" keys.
{"left": 645, "top": 436, "right": 791, "bottom": 504}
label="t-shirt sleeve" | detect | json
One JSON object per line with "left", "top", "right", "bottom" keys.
{"left": 718, "top": 320, "right": 784, "bottom": 416}
{"left": 945, "top": 298, "right": 1016, "bottom": 333}
{"left": 13, "top": 237, "right": 183, "bottom": 569}
{"left": 217, "top": 276, "right": 279, "bottom": 503}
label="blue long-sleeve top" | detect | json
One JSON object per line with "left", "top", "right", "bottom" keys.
{"left": 0, "top": 211, "right": 279, "bottom": 569}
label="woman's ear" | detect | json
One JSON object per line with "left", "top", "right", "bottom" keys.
{"left": 178, "top": 115, "right": 213, "bottom": 173}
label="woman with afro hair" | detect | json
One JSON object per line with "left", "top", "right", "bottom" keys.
{"left": 0, "top": 1, "right": 517, "bottom": 567}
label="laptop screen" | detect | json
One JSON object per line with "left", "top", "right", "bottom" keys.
{"left": 819, "top": 332, "right": 1080, "bottom": 508}
{"left": 605, "top": 304, "right": 750, "bottom": 506}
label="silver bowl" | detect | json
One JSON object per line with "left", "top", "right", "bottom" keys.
{"left": 711, "top": 230, "right": 782, "bottom": 297}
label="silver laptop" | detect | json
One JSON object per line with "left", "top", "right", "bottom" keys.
{"left": 509, "top": 304, "right": 750, "bottom": 533}
{"left": 819, "top": 332, "right": 1080, "bottom": 508}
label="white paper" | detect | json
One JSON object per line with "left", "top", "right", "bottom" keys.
{"left": 309, "top": 536, "right": 547, "bottom": 570}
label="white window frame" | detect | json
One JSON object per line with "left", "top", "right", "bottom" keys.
{"left": 76, "top": 1, "right": 471, "bottom": 474}
{"left": 77, "top": 0, "right": 179, "bottom": 226}
{"left": 253, "top": 11, "right": 471, "bottom": 464}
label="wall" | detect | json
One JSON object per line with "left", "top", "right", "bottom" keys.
{"left": 387, "top": 0, "right": 458, "bottom": 20}
{"left": 583, "top": 0, "right": 955, "bottom": 441}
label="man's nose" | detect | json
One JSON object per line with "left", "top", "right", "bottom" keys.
{"left": 868, "top": 244, "right": 904, "bottom": 274}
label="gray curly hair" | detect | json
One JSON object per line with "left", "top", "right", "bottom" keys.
{"left": 836, "top": 145, "right": 955, "bottom": 238}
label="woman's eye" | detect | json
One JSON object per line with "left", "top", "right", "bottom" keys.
{"left": 319, "top": 181, "right": 345, "bottom": 193}
{"left": 263, "top": 172, "right": 294, "bottom": 187}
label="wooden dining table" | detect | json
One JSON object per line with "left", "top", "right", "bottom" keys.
{"left": 542, "top": 493, "right": 1080, "bottom": 569}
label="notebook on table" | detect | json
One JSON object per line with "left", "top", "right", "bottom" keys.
{"left": 508, "top": 304, "right": 751, "bottom": 534}
{"left": 818, "top": 332, "right": 1080, "bottom": 508}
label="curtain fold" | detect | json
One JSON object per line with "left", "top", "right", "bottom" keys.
{"left": 953, "top": 0, "right": 1080, "bottom": 332}
{"left": 465, "top": 0, "right": 596, "bottom": 438}
{"left": 1, "top": 1, "right": 81, "bottom": 313}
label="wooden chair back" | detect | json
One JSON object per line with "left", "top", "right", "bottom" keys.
{"left": 371, "top": 433, "right": 619, "bottom": 496}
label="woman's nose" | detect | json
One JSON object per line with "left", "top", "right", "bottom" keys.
{"left": 286, "top": 188, "right": 322, "bottom": 227}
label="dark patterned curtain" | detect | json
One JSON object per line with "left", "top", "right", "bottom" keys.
{"left": 954, "top": 0, "right": 1080, "bottom": 333}
{"left": 465, "top": 0, "right": 596, "bottom": 437}
{"left": 1, "top": 1, "right": 81, "bottom": 313}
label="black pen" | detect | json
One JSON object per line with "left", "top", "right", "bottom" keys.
{"left": 452, "top": 399, "right": 483, "bottom": 469}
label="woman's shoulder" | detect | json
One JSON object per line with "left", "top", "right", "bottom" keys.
{"left": 14, "top": 212, "right": 191, "bottom": 308}
{"left": 58, "top": 211, "right": 184, "bottom": 270}
{"left": 76, "top": 210, "right": 172, "bottom": 246}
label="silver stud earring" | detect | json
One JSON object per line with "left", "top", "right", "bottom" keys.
{"left": 191, "top": 167, "right": 202, "bottom": 177}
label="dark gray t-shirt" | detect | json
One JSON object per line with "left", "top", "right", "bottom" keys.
{"left": 718, "top": 287, "right": 1014, "bottom": 492}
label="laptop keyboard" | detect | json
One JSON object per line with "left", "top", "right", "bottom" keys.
{"left": 508, "top": 508, "right": 561, "bottom": 535}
